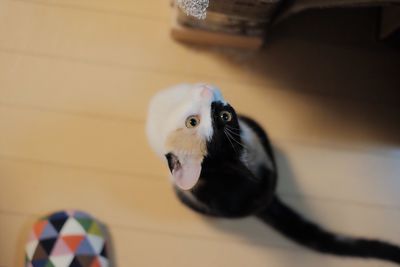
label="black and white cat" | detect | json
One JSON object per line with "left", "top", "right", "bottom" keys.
{"left": 146, "top": 84, "right": 400, "bottom": 264}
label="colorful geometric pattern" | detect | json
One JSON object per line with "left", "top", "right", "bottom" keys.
{"left": 25, "top": 210, "right": 109, "bottom": 267}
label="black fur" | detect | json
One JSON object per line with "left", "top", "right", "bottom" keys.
{"left": 173, "top": 101, "right": 400, "bottom": 264}
{"left": 260, "top": 197, "right": 400, "bottom": 263}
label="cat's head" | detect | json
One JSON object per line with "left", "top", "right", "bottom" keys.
{"left": 146, "top": 84, "right": 242, "bottom": 190}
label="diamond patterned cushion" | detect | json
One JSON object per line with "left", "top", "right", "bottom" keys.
{"left": 25, "top": 210, "right": 109, "bottom": 267}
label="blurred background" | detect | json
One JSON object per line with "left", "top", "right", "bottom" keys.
{"left": 0, "top": 0, "right": 400, "bottom": 266}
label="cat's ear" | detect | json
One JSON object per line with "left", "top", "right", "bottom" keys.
{"left": 166, "top": 153, "right": 202, "bottom": 190}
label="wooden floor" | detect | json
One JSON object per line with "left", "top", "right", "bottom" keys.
{"left": 1, "top": 1, "right": 400, "bottom": 266}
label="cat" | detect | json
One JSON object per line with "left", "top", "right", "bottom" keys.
{"left": 146, "top": 83, "right": 400, "bottom": 264}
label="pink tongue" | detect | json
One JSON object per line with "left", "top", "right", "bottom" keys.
{"left": 172, "top": 157, "right": 202, "bottom": 190}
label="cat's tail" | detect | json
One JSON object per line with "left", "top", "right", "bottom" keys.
{"left": 257, "top": 196, "right": 400, "bottom": 264}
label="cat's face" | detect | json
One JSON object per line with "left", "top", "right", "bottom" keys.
{"left": 147, "top": 84, "right": 241, "bottom": 190}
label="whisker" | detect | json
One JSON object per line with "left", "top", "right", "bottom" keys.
{"left": 224, "top": 130, "right": 237, "bottom": 154}
{"left": 225, "top": 126, "right": 247, "bottom": 149}
{"left": 226, "top": 125, "right": 241, "bottom": 131}
{"left": 227, "top": 133, "right": 247, "bottom": 149}
{"left": 225, "top": 127, "right": 241, "bottom": 137}
{"left": 225, "top": 130, "right": 247, "bottom": 150}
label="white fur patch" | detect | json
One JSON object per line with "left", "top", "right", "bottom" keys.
{"left": 239, "top": 120, "right": 273, "bottom": 178}
{"left": 146, "top": 84, "right": 224, "bottom": 179}
{"left": 146, "top": 83, "right": 224, "bottom": 159}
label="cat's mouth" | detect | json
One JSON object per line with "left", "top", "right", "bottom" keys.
{"left": 165, "top": 152, "right": 202, "bottom": 190}
{"left": 166, "top": 153, "right": 181, "bottom": 174}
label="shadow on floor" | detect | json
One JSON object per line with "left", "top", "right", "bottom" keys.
{"left": 198, "top": 145, "right": 340, "bottom": 266}
{"left": 166, "top": 9, "right": 400, "bottom": 265}
{"left": 180, "top": 8, "right": 400, "bottom": 148}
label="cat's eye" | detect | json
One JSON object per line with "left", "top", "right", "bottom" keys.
{"left": 220, "top": 111, "right": 232, "bottom": 122}
{"left": 185, "top": 115, "right": 200, "bottom": 128}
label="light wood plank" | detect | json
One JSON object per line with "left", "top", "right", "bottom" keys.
{"left": 1, "top": 105, "right": 400, "bottom": 206}
{"left": 1, "top": 1, "right": 400, "bottom": 267}
{"left": 1, "top": 157, "right": 400, "bottom": 250}
{"left": 14, "top": 0, "right": 170, "bottom": 20}
{"left": 1, "top": 211, "right": 395, "bottom": 267}
{"left": 0, "top": 105, "right": 165, "bottom": 177}
{"left": 0, "top": 0, "right": 399, "bottom": 105}
{"left": 0, "top": 212, "right": 34, "bottom": 267}
{"left": 109, "top": 220, "right": 395, "bottom": 267}
{"left": 0, "top": 52, "right": 399, "bottom": 152}
{"left": 0, "top": 0, "right": 246, "bottom": 82}
{"left": 275, "top": 143, "right": 400, "bottom": 208}
{"left": 0, "top": 157, "right": 293, "bottom": 249}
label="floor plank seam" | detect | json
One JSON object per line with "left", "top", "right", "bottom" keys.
{"left": 10, "top": 0, "right": 170, "bottom": 22}
{"left": 279, "top": 193, "right": 400, "bottom": 212}
{"left": 0, "top": 153, "right": 163, "bottom": 181}
{"left": 1, "top": 153, "right": 399, "bottom": 211}
{"left": 0, "top": 46, "right": 225, "bottom": 84}
{"left": 0, "top": 101, "right": 140, "bottom": 124}
{"left": 0, "top": 47, "right": 397, "bottom": 108}
{"left": 0, "top": 102, "right": 398, "bottom": 159}
{"left": 0, "top": 209, "right": 305, "bottom": 253}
